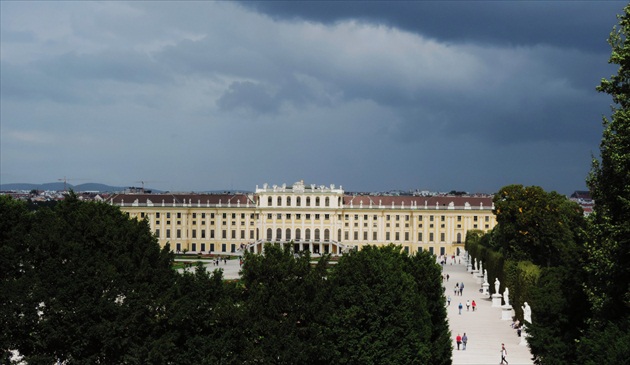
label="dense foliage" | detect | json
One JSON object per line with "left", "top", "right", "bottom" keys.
{"left": 491, "top": 184, "right": 586, "bottom": 267}
{"left": 1, "top": 195, "right": 449, "bottom": 364}
{"left": 580, "top": 3, "right": 630, "bottom": 363}
{"left": 1, "top": 194, "right": 176, "bottom": 364}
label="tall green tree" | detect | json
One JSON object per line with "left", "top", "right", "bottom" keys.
{"left": 586, "top": 3, "right": 630, "bottom": 322}
{"left": 158, "top": 264, "right": 245, "bottom": 365}
{"left": 2, "top": 194, "right": 176, "bottom": 364}
{"left": 491, "top": 185, "right": 586, "bottom": 267}
{"left": 326, "top": 245, "right": 433, "bottom": 365}
{"left": 579, "top": 4, "right": 630, "bottom": 363}
{"left": 405, "top": 250, "right": 452, "bottom": 365}
{"left": 0, "top": 196, "right": 33, "bottom": 363}
{"left": 239, "top": 244, "right": 330, "bottom": 364}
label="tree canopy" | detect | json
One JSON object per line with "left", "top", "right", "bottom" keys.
{"left": 1, "top": 196, "right": 450, "bottom": 364}
{"left": 491, "top": 184, "right": 586, "bottom": 267}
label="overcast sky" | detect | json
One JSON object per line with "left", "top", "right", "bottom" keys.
{"left": 1, "top": 1, "right": 624, "bottom": 194}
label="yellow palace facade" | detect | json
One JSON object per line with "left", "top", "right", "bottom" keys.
{"left": 109, "top": 181, "right": 496, "bottom": 256}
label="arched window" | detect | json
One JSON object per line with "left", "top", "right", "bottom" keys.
{"left": 324, "top": 229, "right": 330, "bottom": 242}
{"left": 297, "top": 197, "right": 301, "bottom": 206}
{"left": 277, "top": 197, "right": 282, "bottom": 206}
{"left": 268, "top": 197, "right": 272, "bottom": 206}
{"left": 296, "top": 228, "right": 302, "bottom": 241}
{"left": 305, "top": 228, "right": 311, "bottom": 241}
{"left": 287, "top": 197, "right": 291, "bottom": 206}
{"left": 266, "top": 228, "right": 272, "bottom": 241}
{"left": 315, "top": 197, "right": 320, "bottom": 207}
{"left": 314, "top": 229, "right": 320, "bottom": 241}
{"left": 325, "top": 197, "right": 330, "bottom": 207}
{"left": 276, "top": 228, "right": 282, "bottom": 241}
{"left": 338, "top": 229, "right": 342, "bottom": 241}
{"left": 286, "top": 228, "right": 291, "bottom": 241}
{"left": 457, "top": 232, "right": 462, "bottom": 243}
{"left": 306, "top": 197, "right": 311, "bottom": 207}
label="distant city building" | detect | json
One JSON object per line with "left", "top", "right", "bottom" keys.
{"left": 570, "top": 190, "right": 594, "bottom": 216}
{"left": 110, "top": 180, "right": 497, "bottom": 256}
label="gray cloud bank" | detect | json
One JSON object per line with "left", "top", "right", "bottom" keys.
{"left": 1, "top": 2, "right": 624, "bottom": 194}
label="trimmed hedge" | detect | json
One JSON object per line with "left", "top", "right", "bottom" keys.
{"left": 465, "top": 231, "right": 540, "bottom": 321}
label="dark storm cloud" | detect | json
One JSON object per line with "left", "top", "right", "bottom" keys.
{"left": 0, "top": 1, "right": 622, "bottom": 194}
{"left": 239, "top": 1, "right": 623, "bottom": 53}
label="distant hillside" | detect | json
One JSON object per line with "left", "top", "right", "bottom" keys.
{"left": 1, "top": 182, "right": 127, "bottom": 193}
{"left": 1, "top": 182, "right": 249, "bottom": 194}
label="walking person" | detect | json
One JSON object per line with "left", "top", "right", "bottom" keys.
{"left": 447, "top": 295, "right": 451, "bottom": 306}
{"left": 500, "top": 343, "right": 508, "bottom": 364}
{"left": 466, "top": 300, "right": 470, "bottom": 311}
{"left": 472, "top": 300, "right": 477, "bottom": 312}
{"left": 462, "top": 333, "right": 468, "bottom": 350}
{"left": 456, "top": 334, "right": 462, "bottom": 350}
{"left": 458, "top": 302, "right": 463, "bottom": 315}
{"left": 460, "top": 282, "right": 464, "bottom": 296}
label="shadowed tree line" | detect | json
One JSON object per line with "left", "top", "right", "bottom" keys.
{"left": 1, "top": 194, "right": 450, "bottom": 365}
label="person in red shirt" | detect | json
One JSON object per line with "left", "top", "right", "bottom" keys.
{"left": 456, "top": 334, "right": 462, "bottom": 350}
{"left": 472, "top": 300, "right": 477, "bottom": 311}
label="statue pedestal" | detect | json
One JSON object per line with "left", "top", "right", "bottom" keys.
{"left": 467, "top": 263, "right": 472, "bottom": 272}
{"left": 471, "top": 269, "right": 479, "bottom": 277}
{"left": 476, "top": 274, "right": 483, "bottom": 284}
{"left": 519, "top": 327, "right": 528, "bottom": 346}
{"left": 501, "top": 305, "right": 513, "bottom": 320}
{"left": 492, "top": 294, "right": 502, "bottom": 307}
{"left": 482, "top": 282, "right": 489, "bottom": 295}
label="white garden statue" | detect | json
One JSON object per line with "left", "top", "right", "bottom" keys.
{"left": 522, "top": 302, "right": 532, "bottom": 324}
{"left": 494, "top": 278, "right": 500, "bottom": 294}
{"left": 503, "top": 287, "right": 510, "bottom": 306}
